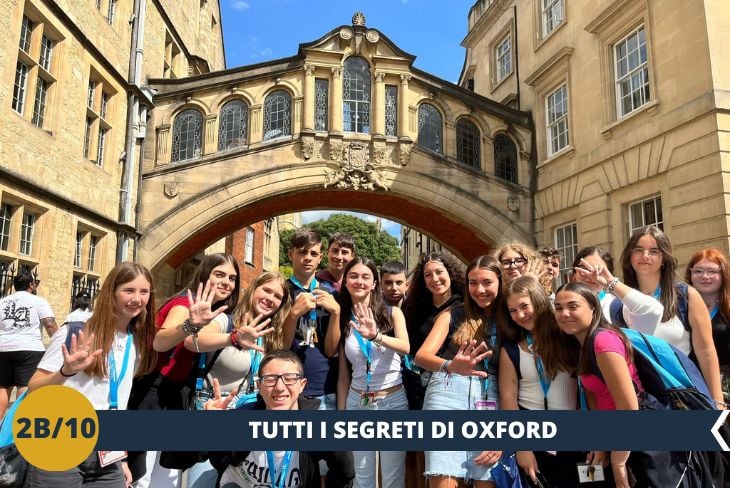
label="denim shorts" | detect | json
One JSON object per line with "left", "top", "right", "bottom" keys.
{"left": 422, "top": 371, "right": 499, "bottom": 481}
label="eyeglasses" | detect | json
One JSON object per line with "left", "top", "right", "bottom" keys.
{"left": 257, "top": 373, "right": 302, "bottom": 387}
{"left": 500, "top": 258, "right": 527, "bottom": 269}
{"left": 630, "top": 247, "right": 663, "bottom": 258}
{"left": 690, "top": 267, "right": 721, "bottom": 277}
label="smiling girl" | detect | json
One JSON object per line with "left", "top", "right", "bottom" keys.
{"left": 415, "top": 255, "right": 506, "bottom": 488}
{"left": 336, "top": 257, "right": 409, "bottom": 488}
{"left": 25, "top": 262, "right": 158, "bottom": 487}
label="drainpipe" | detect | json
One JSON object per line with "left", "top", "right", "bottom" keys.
{"left": 513, "top": 5, "right": 520, "bottom": 110}
{"left": 117, "top": 0, "right": 147, "bottom": 262}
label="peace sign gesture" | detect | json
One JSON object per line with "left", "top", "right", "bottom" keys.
{"left": 575, "top": 258, "right": 614, "bottom": 289}
{"left": 233, "top": 313, "right": 274, "bottom": 352}
{"left": 203, "top": 378, "right": 238, "bottom": 410}
{"left": 60, "top": 330, "right": 103, "bottom": 377}
{"left": 188, "top": 280, "right": 228, "bottom": 328}
{"left": 350, "top": 302, "right": 377, "bottom": 340}
{"left": 448, "top": 340, "right": 491, "bottom": 378}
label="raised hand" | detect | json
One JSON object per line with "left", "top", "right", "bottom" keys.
{"left": 234, "top": 313, "right": 274, "bottom": 352}
{"left": 473, "top": 450, "right": 502, "bottom": 466}
{"left": 448, "top": 340, "right": 491, "bottom": 378}
{"left": 188, "top": 280, "right": 228, "bottom": 328}
{"left": 350, "top": 302, "right": 377, "bottom": 340}
{"left": 60, "top": 330, "right": 102, "bottom": 376}
{"left": 203, "top": 378, "right": 238, "bottom": 410}
{"left": 576, "top": 258, "right": 614, "bottom": 289}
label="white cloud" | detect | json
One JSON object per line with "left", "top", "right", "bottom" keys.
{"left": 230, "top": 0, "right": 250, "bottom": 11}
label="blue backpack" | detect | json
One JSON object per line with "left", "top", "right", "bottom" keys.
{"left": 586, "top": 327, "right": 715, "bottom": 411}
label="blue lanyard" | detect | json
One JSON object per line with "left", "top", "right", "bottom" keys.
{"left": 249, "top": 337, "right": 264, "bottom": 392}
{"left": 108, "top": 329, "right": 133, "bottom": 410}
{"left": 482, "top": 320, "right": 497, "bottom": 392}
{"left": 652, "top": 286, "right": 661, "bottom": 299}
{"left": 290, "top": 276, "right": 318, "bottom": 322}
{"left": 351, "top": 326, "right": 373, "bottom": 390}
{"left": 526, "top": 333, "right": 551, "bottom": 409}
{"left": 710, "top": 304, "right": 719, "bottom": 320}
{"left": 266, "top": 450, "right": 294, "bottom": 488}
{"left": 597, "top": 290, "right": 606, "bottom": 301}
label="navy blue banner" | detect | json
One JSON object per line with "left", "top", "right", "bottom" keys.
{"left": 96, "top": 410, "right": 729, "bottom": 451}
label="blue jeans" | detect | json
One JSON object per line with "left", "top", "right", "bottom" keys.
{"left": 346, "top": 386, "right": 407, "bottom": 488}
{"left": 184, "top": 459, "right": 217, "bottom": 488}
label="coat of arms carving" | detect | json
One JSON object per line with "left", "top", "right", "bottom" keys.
{"left": 324, "top": 142, "right": 390, "bottom": 191}
{"left": 163, "top": 181, "right": 179, "bottom": 198}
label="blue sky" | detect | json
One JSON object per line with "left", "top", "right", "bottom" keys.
{"left": 220, "top": 1, "right": 473, "bottom": 240}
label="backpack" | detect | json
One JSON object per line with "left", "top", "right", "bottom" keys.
{"left": 64, "top": 321, "right": 87, "bottom": 351}
{"left": 503, "top": 340, "right": 523, "bottom": 380}
{"left": 609, "top": 282, "right": 690, "bottom": 332}
{"left": 585, "top": 327, "right": 715, "bottom": 411}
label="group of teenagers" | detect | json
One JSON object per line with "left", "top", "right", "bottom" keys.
{"left": 12, "top": 224, "right": 730, "bottom": 488}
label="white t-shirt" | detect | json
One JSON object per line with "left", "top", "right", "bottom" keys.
{"left": 344, "top": 331, "right": 402, "bottom": 391}
{"left": 0, "top": 291, "right": 55, "bottom": 351}
{"left": 516, "top": 345, "right": 577, "bottom": 410}
{"left": 37, "top": 325, "right": 139, "bottom": 410}
{"left": 220, "top": 450, "right": 301, "bottom": 488}
{"left": 64, "top": 309, "right": 93, "bottom": 324}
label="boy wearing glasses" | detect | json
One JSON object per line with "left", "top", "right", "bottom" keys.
{"left": 206, "top": 350, "right": 324, "bottom": 488}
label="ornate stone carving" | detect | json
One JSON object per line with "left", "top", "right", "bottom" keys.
{"left": 400, "top": 73, "right": 411, "bottom": 85}
{"left": 302, "top": 140, "right": 314, "bottom": 160}
{"left": 329, "top": 140, "right": 344, "bottom": 161}
{"left": 331, "top": 67, "right": 343, "bottom": 79}
{"left": 366, "top": 29, "right": 380, "bottom": 43}
{"left": 374, "top": 71, "right": 386, "bottom": 83}
{"left": 163, "top": 181, "right": 179, "bottom": 198}
{"left": 352, "top": 12, "right": 366, "bottom": 26}
{"left": 373, "top": 144, "right": 389, "bottom": 166}
{"left": 398, "top": 144, "right": 412, "bottom": 167}
{"left": 339, "top": 27, "right": 353, "bottom": 40}
{"left": 325, "top": 142, "right": 390, "bottom": 191}
{"left": 303, "top": 64, "right": 315, "bottom": 76}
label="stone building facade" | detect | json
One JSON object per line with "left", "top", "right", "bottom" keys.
{"left": 460, "top": 0, "right": 730, "bottom": 279}
{"left": 225, "top": 217, "right": 280, "bottom": 288}
{"left": 0, "top": 0, "right": 225, "bottom": 320}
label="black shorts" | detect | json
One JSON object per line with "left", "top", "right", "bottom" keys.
{"left": 0, "top": 350, "right": 45, "bottom": 387}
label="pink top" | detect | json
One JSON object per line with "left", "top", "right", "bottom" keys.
{"left": 580, "top": 330, "right": 642, "bottom": 411}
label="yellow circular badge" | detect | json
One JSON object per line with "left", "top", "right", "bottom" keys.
{"left": 13, "top": 385, "right": 99, "bottom": 471}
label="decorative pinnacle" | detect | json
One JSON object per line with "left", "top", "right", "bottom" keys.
{"left": 352, "top": 12, "right": 366, "bottom": 27}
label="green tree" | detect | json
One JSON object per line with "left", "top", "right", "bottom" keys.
{"left": 278, "top": 214, "right": 401, "bottom": 268}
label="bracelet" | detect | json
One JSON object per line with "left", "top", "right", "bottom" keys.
{"left": 373, "top": 332, "right": 383, "bottom": 344}
{"left": 59, "top": 365, "right": 77, "bottom": 377}
{"left": 181, "top": 319, "right": 202, "bottom": 337}
{"left": 605, "top": 277, "right": 620, "bottom": 295}
{"left": 439, "top": 359, "right": 452, "bottom": 373}
{"left": 230, "top": 331, "right": 243, "bottom": 350}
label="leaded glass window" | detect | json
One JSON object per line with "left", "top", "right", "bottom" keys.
{"left": 385, "top": 85, "right": 397, "bottom": 137}
{"left": 40, "top": 36, "right": 54, "bottom": 71}
{"left": 0, "top": 204, "right": 12, "bottom": 252}
{"left": 456, "top": 119, "right": 480, "bottom": 168}
{"left": 343, "top": 57, "right": 370, "bottom": 133}
{"left": 315, "top": 79, "right": 328, "bottom": 131}
{"left": 19, "top": 16, "right": 33, "bottom": 53}
{"left": 218, "top": 100, "right": 248, "bottom": 150}
{"left": 417, "top": 103, "right": 442, "bottom": 154}
{"left": 263, "top": 91, "right": 291, "bottom": 141}
{"left": 12, "top": 62, "right": 28, "bottom": 114}
{"left": 172, "top": 109, "right": 203, "bottom": 161}
{"left": 31, "top": 78, "right": 48, "bottom": 128}
{"left": 494, "top": 134, "right": 517, "bottom": 184}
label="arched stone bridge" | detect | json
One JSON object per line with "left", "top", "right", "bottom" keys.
{"left": 138, "top": 13, "right": 534, "bottom": 273}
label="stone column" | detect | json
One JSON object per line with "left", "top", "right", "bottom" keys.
{"left": 302, "top": 64, "right": 315, "bottom": 132}
{"left": 330, "top": 67, "right": 343, "bottom": 135}
{"left": 399, "top": 74, "right": 411, "bottom": 140}
{"left": 156, "top": 125, "right": 170, "bottom": 165}
{"left": 204, "top": 115, "right": 217, "bottom": 155}
{"left": 373, "top": 71, "right": 385, "bottom": 136}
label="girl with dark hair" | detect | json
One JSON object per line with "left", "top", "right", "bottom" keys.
{"left": 26, "top": 262, "right": 158, "bottom": 486}
{"left": 685, "top": 248, "right": 730, "bottom": 402}
{"left": 571, "top": 246, "right": 664, "bottom": 330}
{"left": 129, "top": 253, "right": 242, "bottom": 488}
{"left": 64, "top": 291, "right": 93, "bottom": 323}
{"left": 554, "top": 282, "right": 639, "bottom": 488}
{"left": 620, "top": 226, "right": 724, "bottom": 406}
{"left": 336, "top": 257, "right": 409, "bottom": 488}
{"left": 415, "top": 255, "right": 505, "bottom": 488}
{"left": 500, "top": 275, "right": 581, "bottom": 486}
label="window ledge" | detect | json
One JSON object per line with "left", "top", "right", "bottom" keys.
{"left": 535, "top": 21, "right": 567, "bottom": 51}
{"left": 491, "top": 70, "right": 514, "bottom": 93}
{"left": 539, "top": 145, "right": 575, "bottom": 168}
{"left": 601, "top": 100, "right": 658, "bottom": 139}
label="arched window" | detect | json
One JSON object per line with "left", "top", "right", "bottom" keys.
{"left": 343, "top": 57, "right": 371, "bottom": 133}
{"left": 171, "top": 108, "right": 203, "bottom": 162}
{"left": 263, "top": 90, "right": 291, "bottom": 141}
{"left": 417, "top": 103, "right": 442, "bottom": 153}
{"left": 456, "top": 119, "right": 481, "bottom": 168}
{"left": 218, "top": 100, "right": 248, "bottom": 150}
{"left": 494, "top": 133, "right": 518, "bottom": 184}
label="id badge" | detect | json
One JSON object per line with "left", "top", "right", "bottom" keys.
{"left": 360, "top": 391, "right": 375, "bottom": 406}
{"left": 474, "top": 400, "right": 497, "bottom": 410}
{"left": 98, "top": 450, "right": 127, "bottom": 467}
{"left": 576, "top": 463, "right": 605, "bottom": 482}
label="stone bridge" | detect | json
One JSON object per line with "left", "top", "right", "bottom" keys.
{"left": 137, "top": 13, "right": 534, "bottom": 274}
